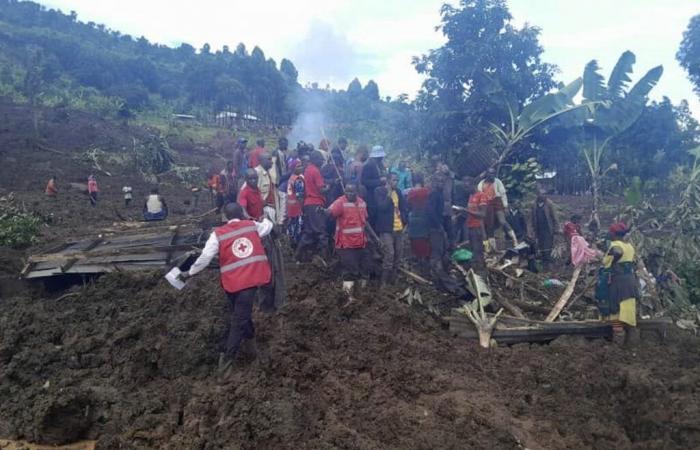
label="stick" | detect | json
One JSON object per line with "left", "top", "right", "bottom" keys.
{"left": 191, "top": 207, "right": 218, "bottom": 220}
{"left": 320, "top": 127, "right": 346, "bottom": 193}
{"left": 545, "top": 265, "right": 582, "bottom": 322}
{"left": 399, "top": 267, "right": 432, "bottom": 285}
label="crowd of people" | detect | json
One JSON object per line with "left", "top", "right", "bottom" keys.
{"left": 43, "top": 134, "right": 641, "bottom": 367}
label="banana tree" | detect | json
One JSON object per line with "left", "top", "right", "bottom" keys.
{"left": 581, "top": 51, "right": 663, "bottom": 227}
{"left": 488, "top": 78, "right": 594, "bottom": 174}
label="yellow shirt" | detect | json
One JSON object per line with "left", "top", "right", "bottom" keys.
{"left": 603, "top": 240, "right": 635, "bottom": 268}
{"left": 391, "top": 190, "right": 403, "bottom": 231}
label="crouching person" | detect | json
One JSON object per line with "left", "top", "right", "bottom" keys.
{"left": 326, "top": 183, "right": 369, "bottom": 305}
{"left": 178, "top": 203, "right": 273, "bottom": 370}
{"left": 143, "top": 187, "right": 168, "bottom": 221}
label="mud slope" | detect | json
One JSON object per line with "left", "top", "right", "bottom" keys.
{"left": 1, "top": 263, "right": 699, "bottom": 450}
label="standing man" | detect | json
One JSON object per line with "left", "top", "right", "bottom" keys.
{"left": 248, "top": 139, "right": 266, "bottom": 168}
{"left": 361, "top": 145, "right": 387, "bottom": 228}
{"left": 375, "top": 172, "right": 408, "bottom": 285}
{"left": 286, "top": 163, "right": 305, "bottom": 246}
{"left": 464, "top": 177, "right": 488, "bottom": 268}
{"left": 178, "top": 203, "right": 273, "bottom": 368}
{"left": 232, "top": 138, "right": 249, "bottom": 189}
{"left": 238, "top": 169, "right": 264, "bottom": 220}
{"left": 274, "top": 137, "right": 289, "bottom": 182}
{"left": 434, "top": 160, "right": 455, "bottom": 247}
{"left": 427, "top": 175, "right": 447, "bottom": 273}
{"left": 529, "top": 192, "right": 559, "bottom": 269}
{"left": 478, "top": 168, "right": 517, "bottom": 250}
{"left": 327, "top": 183, "right": 369, "bottom": 303}
{"left": 254, "top": 152, "right": 286, "bottom": 310}
{"left": 122, "top": 185, "right": 133, "bottom": 207}
{"left": 390, "top": 160, "right": 413, "bottom": 192}
{"left": 407, "top": 173, "right": 431, "bottom": 273}
{"left": 220, "top": 160, "right": 237, "bottom": 204}
{"left": 347, "top": 145, "right": 369, "bottom": 183}
{"left": 295, "top": 150, "right": 328, "bottom": 263}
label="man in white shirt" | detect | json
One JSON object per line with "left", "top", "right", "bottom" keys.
{"left": 143, "top": 187, "right": 168, "bottom": 221}
{"left": 180, "top": 203, "right": 273, "bottom": 369}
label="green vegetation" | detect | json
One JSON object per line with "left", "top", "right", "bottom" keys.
{"left": 0, "top": 194, "right": 41, "bottom": 248}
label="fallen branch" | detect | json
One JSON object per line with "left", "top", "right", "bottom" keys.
{"left": 456, "top": 263, "right": 525, "bottom": 318}
{"left": 487, "top": 266, "right": 550, "bottom": 301}
{"left": 191, "top": 207, "right": 218, "bottom": 220}
{"left": 399, "top": 267, "right": 432, "bottom": 285}
{"left": 55, "top": 292, "right": 79, "bottom": 301}
{"left": 545, "top": 265, "right": 582, "bottom": 322}
{"left": 36, "top": 142, "right": 66, "bottom": 155}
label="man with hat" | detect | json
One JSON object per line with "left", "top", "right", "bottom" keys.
{"left": 360, "top": 145, "right": 387, "bottom": 228}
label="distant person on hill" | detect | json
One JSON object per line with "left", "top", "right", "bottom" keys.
{"left": 87, "top": 175, "right": 98, "bottom": 207}
{"left": 45, "top": 176, "right": 58, "bottom": 197}
{"left": 178, "top": 202, "right": 273, "bottom": 370}
{"left": 122, "top": 185, "right": 133, "bottom": 207}
{"left": 143, "top": 187, "right": 168, "bottom": 221}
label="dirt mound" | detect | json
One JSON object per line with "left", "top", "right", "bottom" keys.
{"left": 1, "top": 263, "right": 700, "bottom": 449}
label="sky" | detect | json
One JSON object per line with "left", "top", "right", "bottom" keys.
{"left": 37, "top": 0, "right": 700, "bottom": 117}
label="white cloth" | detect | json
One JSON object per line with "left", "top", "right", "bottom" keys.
{"left": 146, "top": 194, "right": 164, "bottom": 213}
{"left": 477, "top": 178, "right": 509, "bottom": 208}
{"left": 122, "top": 186, "right": 132, "bottom": 199}
{"left": 188, "top": 218, "right": 273, "bottom": 276}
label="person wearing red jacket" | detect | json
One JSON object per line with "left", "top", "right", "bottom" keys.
{"left": 238, "top": 169, "right": 265, "bottom": 220}
{"left": 179, "top": 203, "right": 273, "bottom": 369}
{"left": 327, "top": 183, "right": 369, "bottom": 302}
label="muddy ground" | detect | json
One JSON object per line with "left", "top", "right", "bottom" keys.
{"left": 1, "top": 101, "right": 700, "bottom": 449}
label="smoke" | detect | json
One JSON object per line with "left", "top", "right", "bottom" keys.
{"left": 287, "top": 88, "right": 329, "bottom": 148}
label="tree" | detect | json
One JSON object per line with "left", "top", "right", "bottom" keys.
{"left": 580, "top": 51, "right": 663, "bottom": 225}
{"left": 280, "top": 58, "right": 298, "bottom": 84}
{"left": 22, "top": 47, "right": 57, "bottom": 138}
{"left": 363, "top": 80, "right": 379, "bottom": 101}
{"left": 678, "top": 14, "right": 700, "bottom": 97}
{"left": 347, "top": 78, "right": 362, "bottom": 97}
{"left": 412, "top": 0, "right": 557, "bottom": 166}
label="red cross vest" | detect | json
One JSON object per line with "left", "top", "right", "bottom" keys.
{"left": 215, "top": 220, "right": 271, "bottom": 293}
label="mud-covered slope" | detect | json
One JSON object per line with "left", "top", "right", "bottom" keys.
{"left": 1, "top": 264, "right": 699, "bottom": 450}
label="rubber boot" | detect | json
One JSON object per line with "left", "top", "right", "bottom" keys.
{"left": 342, "top": 281, "right": 356, "bottom": 307}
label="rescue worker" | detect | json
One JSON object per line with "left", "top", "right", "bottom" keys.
{"left": 478, "top": 168, "right": 517, "bottom": 250}
{"left": 178, "top": 203, "right": 273, "bottom": 369}
{"left": 327, "top": 183, "right": 369, "bottom": 303}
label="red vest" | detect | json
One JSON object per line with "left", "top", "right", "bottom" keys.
{"left": 215, "top": 220, "right": 271, "bottom": 293}
{"left": 332, "top": 196, "right": 368, "bottom": 249}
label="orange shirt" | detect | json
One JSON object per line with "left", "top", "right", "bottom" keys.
{"left": 467, "top": 192, "right": 488, "bottom": 228}
{"left": 45, "top": 179, "right": 58, "bottom": 196}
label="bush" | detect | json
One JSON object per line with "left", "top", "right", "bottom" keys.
{"left": 0, "top": 195, "right": 41, "bottom": 248}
